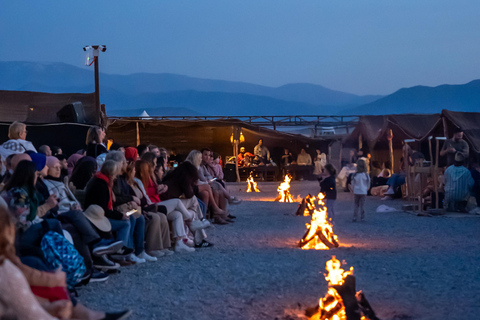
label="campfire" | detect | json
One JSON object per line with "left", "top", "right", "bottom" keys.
{"left": 306, "top": 256, "right": 379, "bottom": 320}
{"left": 276, "top": 174, "right": 294, "bottom": 202}
{"left": 246, "top": 172, "right": 260, "bottom": 192}
{"left": 298, "top": 193, "right": 339, "bottom": 250}
{"left": 296, "top": 193, "right": 316, "bottom": 216}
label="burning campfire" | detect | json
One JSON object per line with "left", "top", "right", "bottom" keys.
{"left": 306, "top": 256, "right": 380, "bottom": 320}
{"left": 298, "top": 193, "right": 339, "bottom": 250}
{"left": 246, "top": 172, "right": 260, "bottom": 192}
{"left": 276, "top": 174, "right": 293, "bottom": 202}
{"left": 296, "top": 193, "right": 316, "bottom": 216}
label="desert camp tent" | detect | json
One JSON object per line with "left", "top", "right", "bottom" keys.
{"left": 106, "top": 117, "right": 337, "bottom": 165}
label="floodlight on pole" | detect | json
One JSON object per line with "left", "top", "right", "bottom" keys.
{"left": 83, "top": 45, "right": 106, "bottom": 125}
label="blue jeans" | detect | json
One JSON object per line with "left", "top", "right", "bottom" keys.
{"left": 325, "top": 199, "right": 336, "bottom": 221}
{"left": 129, "top": 215, "right": 145, "bottom": 255}
{"left": 108, "top": 218, "right": 130, "bottom": 247}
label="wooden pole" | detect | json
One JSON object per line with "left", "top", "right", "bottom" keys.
{"left": 388, "top": 129, "right": 394, "bottom": 171}
{"left": 358, "top": 134, "right": 363, "bottom": 151}
{"left": 234, "top": 140, "right": 240, "bottom": 182}
{"left": 136, "top": 121, "right": 140, "bottom": 146}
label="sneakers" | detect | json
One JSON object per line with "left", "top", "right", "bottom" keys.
{"left": 93, "top": 255, "right": 120, "bottom": 270}
{"left": 110, "top": 246, "right": 135, "bottom": 260}
{"left": 101, "top": 310, "right": 132, "bottom": 320}
{"left": 127, "top": 254, "right": 146, "bottom": 264}
{"left": 137, "top": 251, "right": 157, "bottom": 262}
{"left": 195, "top": 240, "right": 214, "bottom": 248}
{"left": 469, "top": 207, "right": 480, "bottom": 215}
{"left": 148, "top": 250, "right": 165, "bottom": 258}
{"left": 90, "top": 270, "right": 110, "bottom": 282}
{"left": 183, "top": 237, "right": 195, "bottom": 247}
{"left": 175, "top": 239, "right": 195, "bottom": 253}
{"left": 384, "top": 188, "right": 395, "bottom": 195}
{"left": 229, "top": 196, "right": 242, "bottom": 204}
{"left": 160, "top": 249, "right": 174, "bottom": 256}
{"left": 92, "top": 240, "right": 124, "bottom": 256}
{"left": 381, "top": 195, "right": 393, "bottom": 201}
{"left": 190, "top": 219, "right": 212, "bottom": 231}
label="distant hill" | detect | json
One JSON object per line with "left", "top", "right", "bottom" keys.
{"left": 104, "top": 90, "right": 331, "bottom": 116}
{"left": 343, "top": 80, "right": 480, "bottom": 115}
{"left": 0, "top": 61, "right": 381, "bottom": 115}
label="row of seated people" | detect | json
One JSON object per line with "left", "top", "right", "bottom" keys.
{"left": 0, "top": 122, "right": 241, "bottom": 320}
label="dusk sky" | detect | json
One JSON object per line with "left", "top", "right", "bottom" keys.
{"left": 1, "top": 0, "right": 479, "bottom": 95}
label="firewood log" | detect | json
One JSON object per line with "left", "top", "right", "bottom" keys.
{"left": 333, "top": 275, "right": 361, "bottom": 320}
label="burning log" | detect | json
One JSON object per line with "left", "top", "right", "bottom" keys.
{"left": 305, "top": 257, "right": 380, "bottom": 320}
{"left": 296, "top": 194, "right": 315, "bottom": 216}
{"left": 276, "top": 174, "right": 294, "bottom": 202}
{"left": 298, "top": 193, "right": 339, "bottom": 250}
{"left": 246, "top": 172, "right": 261, "bottom": 192}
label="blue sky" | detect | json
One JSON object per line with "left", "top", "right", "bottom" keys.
{"left": 1, "top": 0, "right": 479, "bottom": 95}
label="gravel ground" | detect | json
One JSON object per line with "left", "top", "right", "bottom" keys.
{"left": 80, "top": 181, "right": 480, "bottom": 320}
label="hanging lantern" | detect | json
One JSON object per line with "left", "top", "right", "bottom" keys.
{"left": 239, "top": 131, "right": 245, "bottom": 143}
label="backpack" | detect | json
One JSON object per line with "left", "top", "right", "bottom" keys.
{"left": 41, "top": 231, "right": 86, "bottom": 288}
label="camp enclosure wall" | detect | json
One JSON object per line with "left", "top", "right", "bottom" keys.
{"left": 106, "top": 118, "right": 333, "bottom": 163}
{"left": 343, "top": 110, "right": 480, "bottom": 170}
{"left": 0, "top": 90, "right": 102, "bottom": 156}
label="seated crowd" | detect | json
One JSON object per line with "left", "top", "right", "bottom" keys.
{"left": 0, "top": 122, "right": 242, "bottom": 320}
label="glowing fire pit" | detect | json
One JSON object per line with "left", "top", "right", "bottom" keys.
{"left": 298, "top": 193, "right": 339, "bottom": 250}
{"left": 306, "top": 256, "right": 379, "bottom": 320}
{"left": 246, "top": 173, "right": 260, "bottom": 192}
{"left": 276, "top": 174, "right": 293, "bottom": 202}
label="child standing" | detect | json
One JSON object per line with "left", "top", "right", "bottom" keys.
{"left": 351, "top": 159, "right": 371, "bottom": 222}
{"left": 320, "top": 164, "right": 337, "bottom": 221}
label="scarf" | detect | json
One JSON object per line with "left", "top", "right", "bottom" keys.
{"left": 96, "top": 172, "right": 113, "bottom": 210}
{"left": 22, "top": 186, "right": 42, "bottom": 222}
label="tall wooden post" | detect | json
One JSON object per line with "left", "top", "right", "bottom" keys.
{"left": 388, "top": 129, "right": 394, "bottom": 171}
{"left": 136, "top": 122, "right": 140, "bottom": 146}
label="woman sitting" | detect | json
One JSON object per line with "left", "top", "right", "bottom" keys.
{"left": 0, "top": 121, "right": 37, "bottom": 175}
{"left": 106, "top": 151, "right": 153, "bottom": 263}
{"left": 185, "top": 150, "right": 230, "bottom": 224}
{"left": 0, "top": 204, "right": 132, "bottom": 320}
{"left": 135, "top": 160, "right": 201, "bottom": 253}
{"left": 84, "top": 160, "right": 133, "bottom": 264}
{"left": 125, "top": 161, "right": 173, "bottom": 257}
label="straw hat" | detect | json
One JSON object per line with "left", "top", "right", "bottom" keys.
{"left": 83, "top": 205, "right": 111, "bottom": 232}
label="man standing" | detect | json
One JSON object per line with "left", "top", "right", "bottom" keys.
{"left": 254, "top": 139, "right": 270, "bottom": 164}
{"left": 444, "top": 152, "right": 474, "bottom": 212}
{"left": 440, "top": 127, "right": 469, "bottom": 166}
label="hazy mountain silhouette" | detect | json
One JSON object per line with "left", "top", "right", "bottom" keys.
{"left": 0, "top": 61, "right": 381, "bottom": 115}
{"left": 104, "top": 90, "right": 333, "bottom": 116}
{"left": 343, "top": 80, "right": 480, "bottom": 115}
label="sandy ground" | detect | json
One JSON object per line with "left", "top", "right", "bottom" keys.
{"left": 80, "top": 181, "right": 480, "bottom": 320}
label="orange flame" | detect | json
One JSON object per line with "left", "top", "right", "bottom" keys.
{"left": 310, "top": 257, "right": 356, "bottom": 320}
{"left": 276, "top": 174, "right": 293, "bottom": 202}
{"left": 299, "top": 193, "right": 339, "bottom": 250}
{"left": 246, "top": 173, "right": 260, "bottom": 192}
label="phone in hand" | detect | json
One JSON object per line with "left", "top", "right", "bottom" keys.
{"left": 126, "top": 209, "right": 137, "bottom": 216}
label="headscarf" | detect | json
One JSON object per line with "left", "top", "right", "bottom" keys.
{"left": 67, "top": 154, "right": 84, "bottom": 175}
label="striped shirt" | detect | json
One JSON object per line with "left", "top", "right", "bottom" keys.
{"left": 444, "top": 165, "right": 474, "bottom": 201}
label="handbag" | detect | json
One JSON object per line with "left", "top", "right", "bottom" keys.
{"left": 41, "top": 230, "right": 86, "bottom": 288}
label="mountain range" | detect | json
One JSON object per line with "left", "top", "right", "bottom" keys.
{"left": 0, "top": 61, "right": 478, "bottom": 116}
